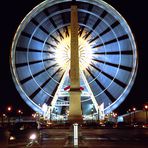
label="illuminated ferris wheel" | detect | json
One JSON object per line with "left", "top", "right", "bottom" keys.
{"left": 10, "top": 0, "right": 138, "bottom": 120}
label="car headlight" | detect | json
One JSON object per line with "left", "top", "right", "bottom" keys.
{"left": 29, "top": 133, "right": 37, "bottom": 140}
{"left": 10, "top": 136, "right": 16, "bottom": 141}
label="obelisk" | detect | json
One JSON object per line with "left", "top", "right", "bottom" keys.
{"left": 68, "top": 4, "right": 82, "bottom": 123}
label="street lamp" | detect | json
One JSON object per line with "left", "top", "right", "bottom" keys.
{"left": 133, "top": 107, "right": 136, "bottom": 111}
{"left": 98, "top": 108, "right": 100, "bottom": 123}
{"left": 49, "top": 106, "right": 52, "bottom": 122}
{"left": 7, "top": 106, "right": 12, "bottom": 112}
{"left": 55, "top": 108, "right": 58, "bottom": 123}
{"left": 132, "top": 107, "right": 136, "bottom": 123}
{"left": 144, "top": 104, "right": 148, "bottom": 124}
{"left": 113, "top": 113, "right": 117, "bottom": 118}
{"left": 113, "top": 112, "right": 118, "bottom": 127}
{"left": 127, "top": 109, "right": 132, "bottom": 124}
{"left": 1, "top": 114, "right": 6, "bottom": 127}
{"left": 7, "top": 106, "right": 12, "bottom": 125}
{"left": 17, "top": 109, "right": 23, "bottom": 122}
{"left": 91, "top": 108, "right": 94, "bottom": 123}
{"left": 18, "top": 109, "right": 23, "bottom": 115}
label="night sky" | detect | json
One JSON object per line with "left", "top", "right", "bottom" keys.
{"left": 0, "top": 0, "right": 147, "bottom": 116}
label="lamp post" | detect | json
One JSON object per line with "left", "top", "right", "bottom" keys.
{"left": 49, "top": 106, "right": 52, "bottom": 123}
{"left": 144, "top": 104, "right": 148, "bottom": 124}
{"left": 18, "top": 109, "right": 23, "bottom": 122}
{"left": 2, "top": 114, "right": 7, "bottom": 127}
{"left": 113, "top": 113, "right": 117, "bottom": 120}
{"left": 127, "top": 109, "right": 132, "bottom": 124}
{"left": 133, "top": 107, "right": 136, "bottom": 123}
{"left": 98, "top": 108, "right": 100, "bottom": 123}
{"left": 1, "top": 113, "right": 5, "bottom": 127}
{"left": 7, "top": 106, "right": 12, "bottom": 126}
{"left": 91, "top": 108, "right": 94, "bottom": 123}
{"left": 55, "top": 108, "right": 58, "bottom": 123}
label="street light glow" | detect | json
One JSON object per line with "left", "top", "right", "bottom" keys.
{"left": 133, "top": 107, "right": 136, "bottom": 111}
{"left": 29, "top": 133, "right": 37, "bottom": 140}
{"left": 144, "top": 105, "right": 148, "bottom": 109}
{"left": 18, "top": 110, "right": 21, "bottom": 113}
{"left": 7, "top": 106, "right": 12, "bottom": 111}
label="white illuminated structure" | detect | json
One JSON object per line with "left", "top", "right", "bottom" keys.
{"left": 11, "top": 0, "right": 138, "bottom": 121}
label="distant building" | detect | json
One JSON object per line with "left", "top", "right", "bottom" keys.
{"left": 121, "top": 110, "right": 147, "bottom": 123}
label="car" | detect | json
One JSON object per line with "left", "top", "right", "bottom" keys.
{"left": 9, "top": 122, "right": 39, "bottom": 145}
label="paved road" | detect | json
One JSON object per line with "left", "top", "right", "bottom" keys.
{"left": 0, "top": 127, "right": 9, "bottom": 147}
{"left": 5, "top": 128, "right": 148, "bottom": 148}
{"left": 79, "top": 128, "right": 148, "bottom": 148}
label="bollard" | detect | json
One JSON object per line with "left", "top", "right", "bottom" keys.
{"left": 73, "top": 123, "right": 78, "bottom": 147}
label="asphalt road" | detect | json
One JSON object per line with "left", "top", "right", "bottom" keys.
{"left": 4, "top": 128, "right": 148, "bottom": 148}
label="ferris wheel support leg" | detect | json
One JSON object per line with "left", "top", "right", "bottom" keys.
{"left": 50, "top": 67, "right": 69, "bottom": 111}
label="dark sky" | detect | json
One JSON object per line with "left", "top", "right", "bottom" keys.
{"left": 0, "top": 0, "right": 148, "bottom": 115}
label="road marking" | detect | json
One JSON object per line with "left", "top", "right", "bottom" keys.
{"left": 42, "top": 137, "right": 65, "bottom": 140}
{"left": 84, "top": 137, "right": 108, "bottom": 140}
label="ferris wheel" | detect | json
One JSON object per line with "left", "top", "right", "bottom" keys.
{"left": 10, "top": 0, "right": 138, "bottom": 120}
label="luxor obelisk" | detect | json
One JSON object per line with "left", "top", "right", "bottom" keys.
{"left": 68, "top": 4, "right": 83, "bottom": 123}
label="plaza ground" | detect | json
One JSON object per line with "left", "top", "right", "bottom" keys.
{"left": 3, "top": 127, "right": 148, "bottom": 148}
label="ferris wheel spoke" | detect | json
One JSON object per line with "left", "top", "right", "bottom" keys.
{"left": 31, "top": 18, "right": 49, "bottom": 35}
{"left": 20, "top": 63, "right": 58, "bottom": 84}
{"left": 79, "top": 4, "right": 94, "bottom": 36}
{"left": 63, "top": 26, "right": 70, "bottom": 37}
{"left": 58, "top": 5, "right": 70, "bottom": 37}
{"left": 46, "top": 71, "right": 65, "bottom": 105}
{"left": 21, "top": 32, "right": 44, "bottom": 43}
{"left": 32, "top": 71, "right": 65, "bottom": 105}
{"left": 101, "top": 21, "right": 120, "bottom": 36}
{"left": 29, "top": 68, "right": 62, "bottom": 99}
{"left": 50, "top": 35, "right": 60, "bottom": 44}
{"left": 50, "top": 18, "right": 64, "bottom": 39}
{"left": 90, "top": 63, "right": 126, "bottom": 88}
{"left": 93, "top": 50, "right": 133, "bottom": 55}
{"left": 16, "top": 47, "right": 55, "bottom": 54}
{"left": 21, "top": 32, "right": 56, "bottom": 48}
{"left": 86, "top": 68, "right": 116, "bottom": 102}
{"left": 89, "top": 21, "right": 119, "bottom": 44}
{"left": 92, "top": 58, "right": 133, "bottom": 72}
{"left": 83, "top": 10, "right": 108, "bottom": 40}
{"left": 89, "top": 35, "right": 99, "bottom": 44}
{"left": 15, "top": 58, "right": 55, "bottom": 68}
{"left": 93, "top": 34, "right": 129, "bottom": 48}
{"left": 44, "top": 9, "right": 64, "bottom": 39}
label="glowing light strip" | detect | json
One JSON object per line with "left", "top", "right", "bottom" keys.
{"left": 80, "top": 69, "right": 99, "bottom": 113}
{"left": 50, "top": 65, "right": 70, "bottom": 111}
